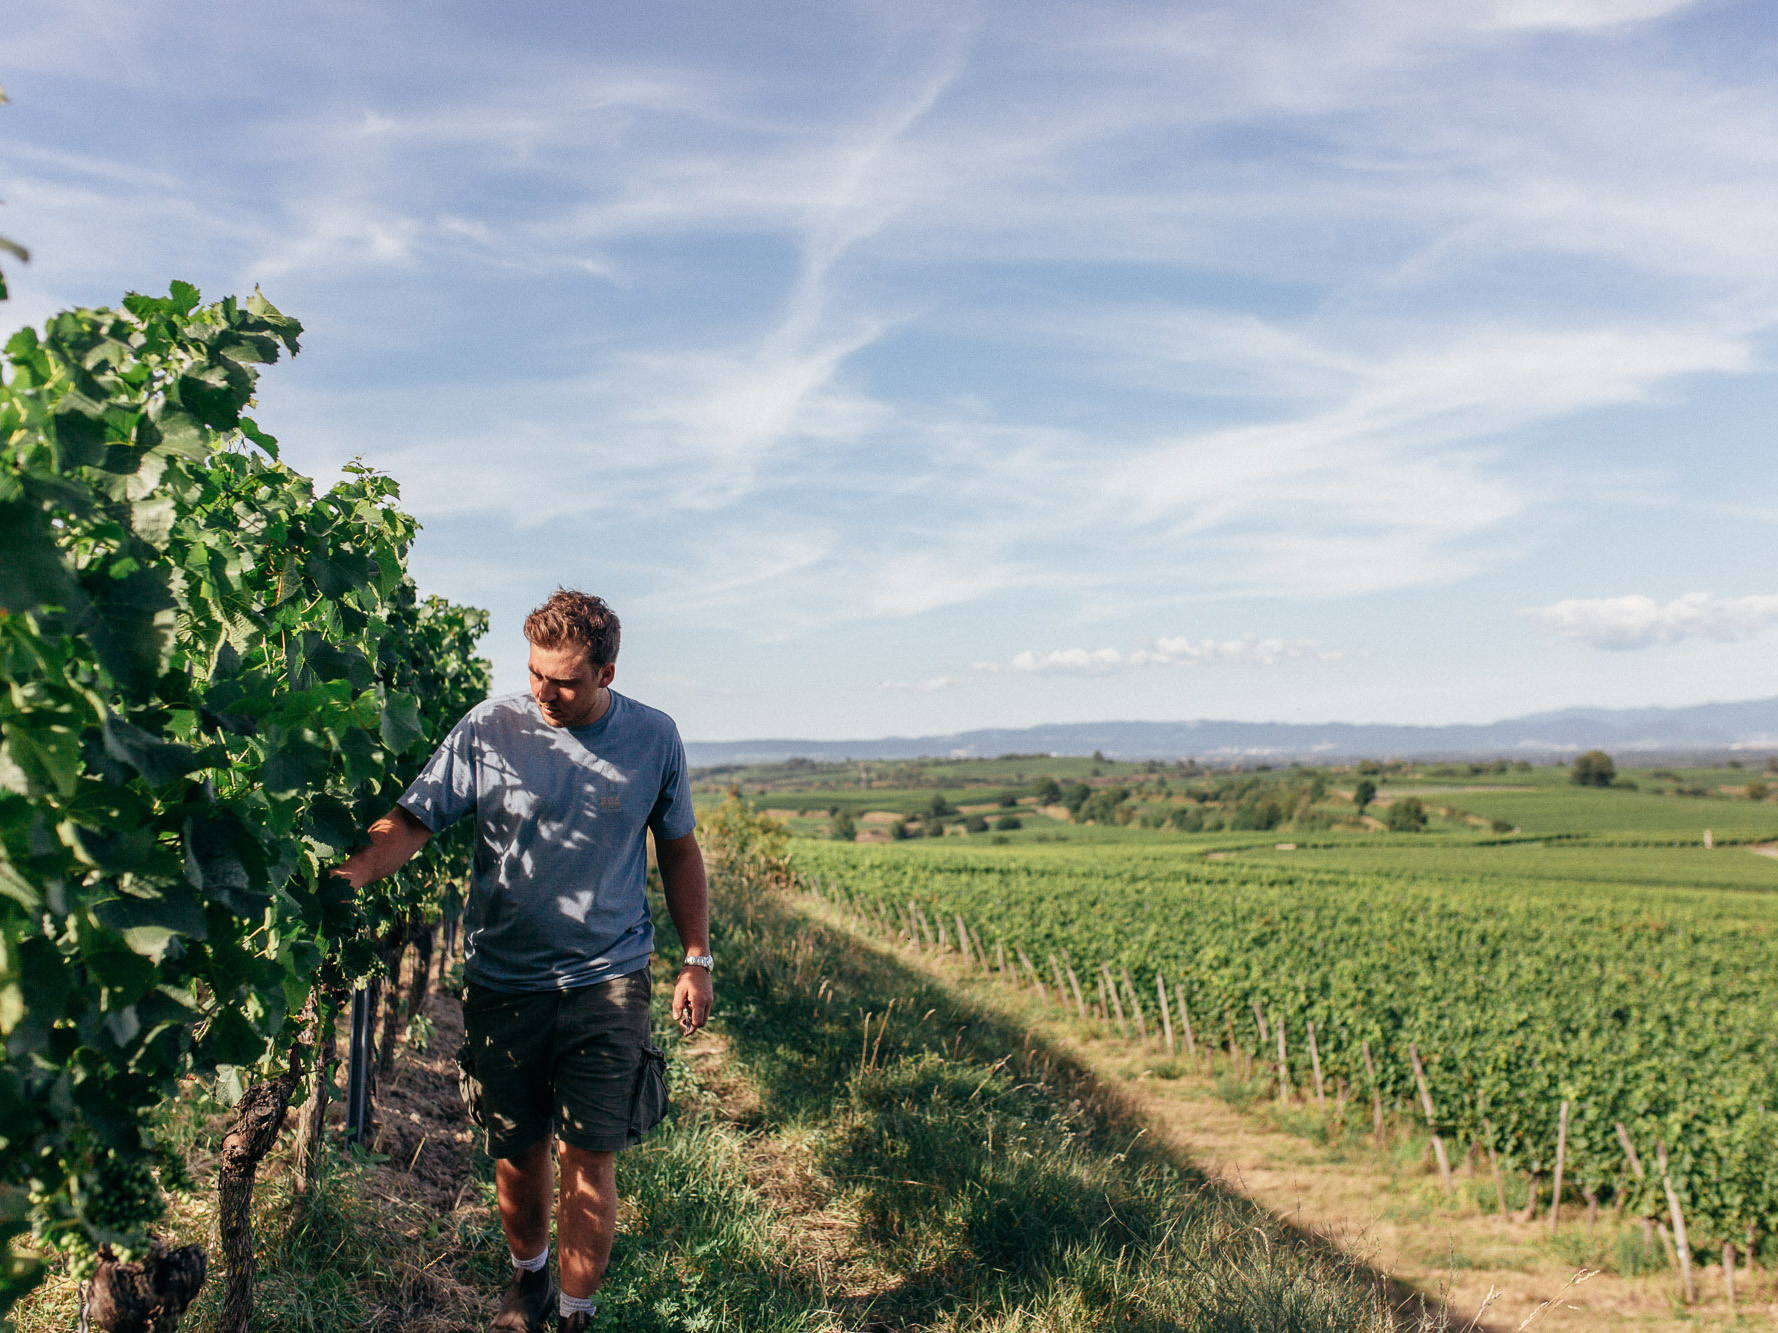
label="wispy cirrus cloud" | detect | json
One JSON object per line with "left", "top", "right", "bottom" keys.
{"left": 975, "top": 635, "right": 1337, "bottom": 677}
{"left": 11, "top": 0, "right": 1778, "bottom": 735}
{"left": 1522, "top": 593, "right": 1778, "bottom": 650}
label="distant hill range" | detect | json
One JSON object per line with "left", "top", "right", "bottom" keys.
{"left": 686, "top": 696, "right": 1778, "bottom": 767}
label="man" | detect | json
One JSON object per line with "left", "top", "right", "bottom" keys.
{"left": 335, "top": 589, "right": 712, "bottom": 1332}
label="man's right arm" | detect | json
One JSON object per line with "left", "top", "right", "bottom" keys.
{"left": 334, "top": 805, "right": 432, "bottom": 891}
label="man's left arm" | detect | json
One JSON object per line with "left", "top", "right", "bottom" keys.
{"left": 656, "top": 831, "right": 712, "bottom": 1035}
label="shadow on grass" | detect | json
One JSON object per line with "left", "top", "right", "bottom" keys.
{"left": 713, "top": 888, "right": 1472, "bottom": 1332}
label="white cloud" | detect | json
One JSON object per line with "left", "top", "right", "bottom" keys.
{"left": 877, "top": 676, "right": 962, "bottom": 692}
{"left": 1522, "top": 593, "right": 1778, "bottom": 650}
{"left": 1481, "top": 0, "right": 1705, "bottom": 32}
{"left": 976, "top": 635, "right": 1337, "bottom": 676}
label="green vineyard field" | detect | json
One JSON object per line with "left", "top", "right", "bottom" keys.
{"left": 792, "top": 834, "right": 1778, "bottom": 1259}
{"left": 1402, "top": 784, "right": 1778, "bottom": 840}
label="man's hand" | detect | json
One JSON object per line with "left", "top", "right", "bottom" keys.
{"left": 657, "top": 831, "right": 711, "bottom": 1037}
{"left": 672, "top": 966, "right": 713, "bottom": 1036}
{"left": 333, "top": 805, "right": 432, "bottom": 892}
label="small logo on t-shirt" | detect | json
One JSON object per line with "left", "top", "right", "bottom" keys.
{"left": 599, "top": 793, "right": 622, "bottom": 811}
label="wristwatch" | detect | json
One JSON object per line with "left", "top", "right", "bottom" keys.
{"left": 681, "top": 952, "right": 714, "bottom": 974}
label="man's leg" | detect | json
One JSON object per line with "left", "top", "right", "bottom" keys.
{"left": 490, "top": 1134, "right": 558, "bottom": 1330}
{"left": 495, "top": 1133, "right": 555, "bottom": 1259}
{"left": 556, "top": 1143, "right": 617, "bottom": 1300}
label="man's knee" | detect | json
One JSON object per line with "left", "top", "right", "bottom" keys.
{"left": 495, "top": 1133, "right": 555, "bottom": 1196}
{"left": 556, "top": 1141, "right": 615, "bottom": 1176}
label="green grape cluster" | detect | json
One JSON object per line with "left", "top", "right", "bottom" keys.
{"left": 155, "top": 1139, "right": 195, "bottom": 1197}
{"left": 57, "top": 1232, "right": 99, "bottom": 1285}
{"left": 71, "top": 1151, "right": 164, "bottom": 1256}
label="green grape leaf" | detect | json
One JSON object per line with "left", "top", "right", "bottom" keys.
{"left": 204, "top": 1004, "right": 266, "bottom": 1069}
{"left": 102, "top": 716, "right": 201, "bottom": 786}
{"left": 259, "top": 735, "right": 329, "bottom": 793}
{"left": 379, "top": 691, "right": 424, "bottom": 754}
{"left": 128, "top": 495, "right": 178, "bottom": 550}
{"left": 0, "top": 501, "right": 76, "bottom": 612}
{"left": 77, "top": 568, "right": 177, "bottom": 698}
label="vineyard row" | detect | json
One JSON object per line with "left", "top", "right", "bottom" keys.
{"left": 789, "top": 841, "right": 1778, "bottom": 1298}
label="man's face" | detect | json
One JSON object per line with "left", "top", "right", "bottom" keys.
{"left": 527, "top": 642, "right": 615, "bottom": 728}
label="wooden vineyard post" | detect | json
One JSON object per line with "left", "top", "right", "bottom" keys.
{"left": 1103, "top": 965, "right": 1129, "bottom": 1038}
{"left": 1121, "top": 969, "right": 1149, "bottom": 1043}
{"left": 1175, "top": 985, "right": 1197, "bottom": 1061}
{"left": 1616, "top": 1123, "right": 1681, "bottom": 1276}
{"left": 1065, "top": 964, "right": 1088, "bottom": 1019}
{"left": 1048, "top": 953, "right": 1068, "bottom": 1007}
{"left": 953, "top": 914, "right": 971, "bottom": 966}
{"left": 1549, "top": 1100, "right": 1569, "bottom": 1234}
{"left": 344, "top": 986, "right": 374, "bottom": 1144}
{"left": 1483, "top": 1120, "right": 1509, "bottom": 1218}
{"left": 1361, "top": 1041, "right": 1384, "bottom": 1142}
{"left": 937, "top": 917, "right": 951, "bottom": 953}
{"left": 1407, "top": 1044, "right": 1454, "bottom": 1194}
{"left": 1097, "top": 969, "right": 1113, "bottom": 1026}
{"left": 1155, "top": 971, "right": 1175, "bottom": 1056}
{"left": 1655, "top": 1141, "right": 1696, "bottom": 1304}
{"left": 1722, "top": 1242, "right": 1736, "bottom": 1310}
{"left": 1015, "top": 945, "right": 1042, "bottom": 996}
{"left": 1251, "top": 1001, "right": 1270, "bottom": 1043}
{"left": 1274, "top": 1017, "right": 1290, "bottom": 1104}
{"left": 975, "top": 926, "right": 993, "bottom": 978}
{"left": 995, "top": 940, "right": 1008, "bottom": 979}
{"left": 1306, "top": 1020, "right": 1326, "bottom": 1111}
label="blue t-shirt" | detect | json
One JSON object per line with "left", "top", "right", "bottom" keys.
{"left": 397, "top": 689, "right": 697, "bottom": 992}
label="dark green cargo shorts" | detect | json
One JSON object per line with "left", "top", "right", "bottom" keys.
{"left": 457, "top": 968, "right": 669, "bottom": 1159}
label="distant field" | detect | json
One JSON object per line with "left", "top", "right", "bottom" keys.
{"left": 1245, "top": 840, "right": 1778, "bottom": 894}
{"left": 1415, "top": 785, "right": 1778, "bottom": 840}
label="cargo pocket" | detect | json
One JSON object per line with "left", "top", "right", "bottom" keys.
{"left": 626, "top": 1040, "right": 669, "bottom": 1145}
{"left": 455, "top": 1031, "right": 488, "bottom": 1131}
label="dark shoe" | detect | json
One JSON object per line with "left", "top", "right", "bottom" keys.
{"left": 491, "top": 1265, "right": 554, "bottom": 1332}
{"left": 559, "top": 1312, "right": 595, "bottom": 1333}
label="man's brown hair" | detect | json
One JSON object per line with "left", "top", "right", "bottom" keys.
{"left": 523, "top": 589, "right": 621, "bottom": 666}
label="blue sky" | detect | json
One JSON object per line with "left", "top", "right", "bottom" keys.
{"left": 8, "top": 0, "right": 1777, "bottom": 741}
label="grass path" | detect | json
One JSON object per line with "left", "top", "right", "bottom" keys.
{"left": 699, "top": 886, "right": 1433, "bottom": 1331}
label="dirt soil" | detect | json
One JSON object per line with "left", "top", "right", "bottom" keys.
{"left": 355, "top": 988, "right": 479, "bottom": 1212}
{"left": 870, "top": 931, "right": 1772, "bottom": 1333}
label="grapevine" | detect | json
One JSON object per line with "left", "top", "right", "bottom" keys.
{"left": 797, "top": 837, "right": 1778, "bottom": 1260}
{"left": 0, "top": 284, "right": 488, "bottom": 1321}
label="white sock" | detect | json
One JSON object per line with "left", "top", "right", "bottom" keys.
{"left": 560, "top": 1292, "right": 596, "bottom": 1317}
{"left": 512, "top": 1245, "right": 549, "bottom": 1273}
